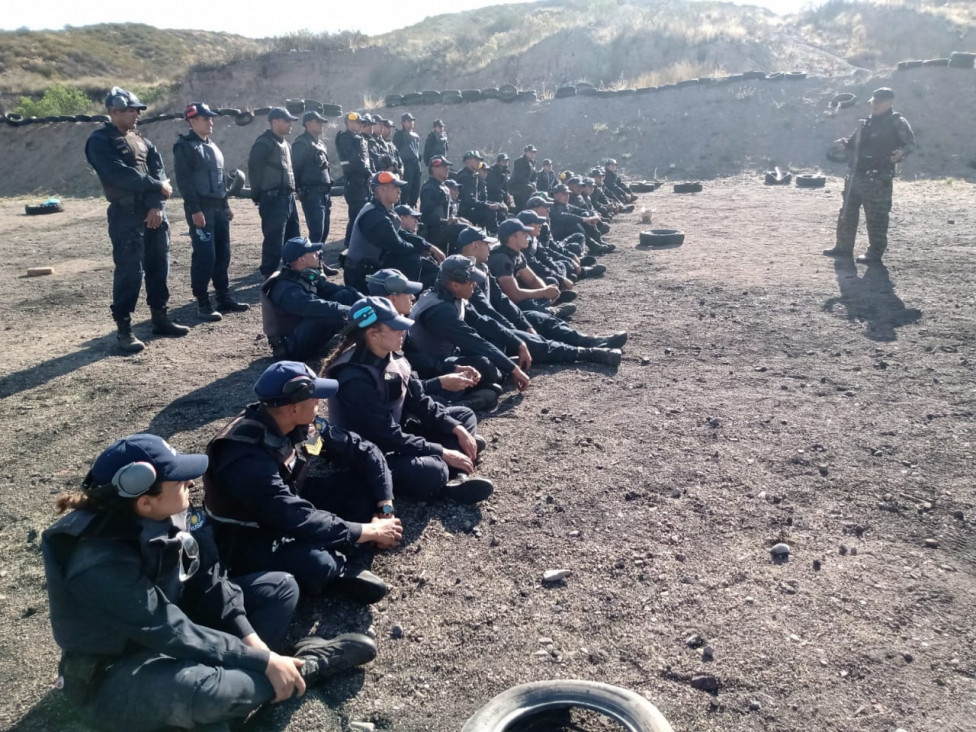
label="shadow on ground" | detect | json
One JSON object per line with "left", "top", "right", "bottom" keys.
{"left": 824, "top": 259, "right": 922, "bottom": 341}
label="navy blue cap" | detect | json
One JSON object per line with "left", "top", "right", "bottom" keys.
{"left": 603, "top": 157, "right": 618, "bottom": 166}
{"left": 590, "top": 167, "right": 605, "bottom": 177}
{"left": 541, "top": 158, "right": 552, "bottom": 165}
{"left": 184, "top": 102, "right": 217, "bottom": 119}
{"left": 433, "top": 119, "right": 445, "bottom": 127}
{"left": 456, "top": 227, "right": 497, "bottom": 249}
{"left": 497, "top": 218, "right": 533, "bottom": 241}
{"left": 496, "top": 153, "right": 510, "bottom": 162}
{"left": 91, "top": 433, "right": 207, "bottom": 487}
{"left": 254, "top": 361, "right": 338, "bottom": 405}
{"left": 401, "top": 112, "right": 416, "bottom": 121}
{"left": 394, "top": 204, "right": 421, "bottom": 217}
{"left": 463, "top": 150, "right": 485, "bottom": 161}
{"left": 870, "top": 87, "right": 894, "bottom": 101}
{"left": 439, "top": 255, "right": 487, "bottom": 286}
{"left": 527, "top": 195, "right": 552, "bottom": 208}
{"left": 567, "top": 176, "right": 583, "bottom": 186}
{"left": 349, "top": 296, "right": 414, "bottom": 331}
{"left": 516, "top": 210, "right": 546, "bottom": 226}
{"left": 268, "top": 107, "right": 298, "bottom": 122}
{"left": 443, "top": 179, "right": 460, "bottom": 189}
{"left": 303, "top": 110, "right": 327, "bottom": 124}
{"left": 105, "top": 86, "right": 147, "bottom": 111}
{"left": 366, "top": 268, "right": 423, "bottom": 296}
{"left": 552, "top": 184, "right": 570, "bottom": 194}
{"left": 583, "top": 177, "right": 596, "bottom": 186}
{"left": 524, "top": 144, "right": 538, "bottom": 152}
{"left": 282, "top": 237, "right": 322, "bottom": 263}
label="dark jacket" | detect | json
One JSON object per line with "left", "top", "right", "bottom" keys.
{"left": 84, "top": 123, "right": 168, "bottom": 210}
{"left": 204, "top": 404, "right": 377, "bottom": 545}
{"left": 393, "top": 128, "right": 421, "bottom": 164}
{"left": 486, "top": 164, "right": 510, "bottom": 202}
{"left": 261, "top": 267, "right": 354, "bottom": 337}
{"left": 420, "top": 178, "right": 452, "bottom": 239}
{"left": 291, "top": 131, "right": 332, "bottom": 190}
{"left": 423, "top": 131, "right": 448, "bottom": 165}
{"left": 510, "top": 155, "right": 537, "bottom": 187}
{"left": 173, "top": 130, "right": 227, "bottom": 214}
{"left": 42, "top": 506, "right": 269, "bottom": 675}
{"left": 247, "top": 129, "right": 295, "bottom": 201}
{"left": 335, "top": 129, "right": 372, "bottom": 185}
{"left": 843, "top": 109, "right": 915, "bottom": 177}
{"left": 326, "top": 346, "right": 461, "bottom": 457}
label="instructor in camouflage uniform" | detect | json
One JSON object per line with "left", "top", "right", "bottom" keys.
{"left": 823, "top": 88, "right": 914, "bottom": 264}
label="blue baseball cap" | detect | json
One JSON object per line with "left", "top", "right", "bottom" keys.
{"left": 282, "top": 237, "right": 323, "bottom": 263}
{"left": 456, "top": 227, "right": 497, "bottom": 249}
{"left": 105, "top": 86, "right": 147, "bottom": 111}
{"left": 497, "top": 218, "right": 533, "bottom": 242}
{"left": 254, "top": 361, "right": 338, "bottom": 405}
{"left": 268, "top": 107, "right": 298, "bottom": 122}
{"left": 527, "top": 195, "right": 552, "bottom": 208}
{"left": 439, "top": 255, "right": 487, "bottom": 286}
{"left": 349, "top": 296, "right": 414, "bottom": 331}
{"left": 516, "top": 210, "right": 547, "bottom": 226}
{"left": 91, "top": 434, "right": 208, "bottom": 487}
{"left": 394, "top": 204, "right": 421, "bottom": 217}
{"left": 365, "top": 269, "right": 423, "bottom": 296}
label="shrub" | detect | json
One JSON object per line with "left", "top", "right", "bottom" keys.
{"left": 14, "top": 83, "right": 92, "bottom": 117}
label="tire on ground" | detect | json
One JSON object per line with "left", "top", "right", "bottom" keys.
{"left": 285, "top": 99, "right": 305, "bottom": 115}
{"left": 305, "top": 100, "right": 324, "bottom": 113}
{"left": 401, "top": 92, "right": 423, "bottom": 105}
{"left": 639, "top": 229, "right": 685, "bottom": 247}
{"left": 235, "top": 110, "right": 255, "bottom": 126}
{"left": 764, "top": 171, "right": 793, "bottom": 185}
{"left": 441, "top": 90, "right": 463, "bottom": 104}
{"left": 385, "top": 94, "right": 403, "bottom": 108}
{"left": 25, "top": 201, "right": 65, "bottom": 216}
{"left": 765, "top": 72, "right": 785, "bottom": 81}
{"left": 829, "top": 93, "right": 856, "bottom": 109}
{"left": 498, "top": 84, "right": 518, "bottom": 101}
{"left": 555, "top": 86, "right": 577, "bottom": 98}
{"left": 516, "top": 90, "right": 537, "bottom": 102}
{"left": 630, "top": 181, "right": 656, "bottom": 193}
{"left": 254, "top": 106, "right": 272, "bottom": 116}
{"left": 949, "top": 52, "right": 976, "bottom": 69}
{"left": 226, "top": 169, "right": 247, "bottom": 197}
{"left": 922, "top": 58, "right": 950, "bottom": 67}
{"left": 421, "top": 90, "right": 442, "bottom": 104}
{"left": 673, "top": 181, "right": 703, "bottom": 193}
{"left": 796, "top": 174, "right": 827, "bottom": 188}
{"left": 321, "top": 103, "right": 343, "bottom": 117}
{"left": 480, "top": 88, "right": 499, "bottom": 99}
{"left": 785, "top": 71, "right": 807, "bottom": 80}
{"left": 461, "top": 680, "right": 674, "bottom": 732}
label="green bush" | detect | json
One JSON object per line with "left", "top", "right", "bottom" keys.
{"left": 14, "top": 83, "right": 91, "bottom": 117}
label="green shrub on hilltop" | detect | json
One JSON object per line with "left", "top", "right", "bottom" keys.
{"left": 14, "top": 83, "right": 92, "bottom": 117}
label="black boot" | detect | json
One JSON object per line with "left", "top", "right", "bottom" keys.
{"left": 578, "top": 348, "right": 622, "bottom": 367}
{"left": 580, "top": 256, "right": 598, "bottom": 266}
{"left": 555, "top": 289, "right": 577, "bottom": 304}
{"left": 114, "top": 317, "right": 145, "bottom": 354}
{"left": 294, "top": 633, "right": 377, "bottom": 684}
{"left": 449, "top": 388, "right": 499, "bottom": 413}
{"left": 549, "top": 303, "right": 577, "bottom": 319}
{"left": 445, "top": 476, "right": 494, "bottom": 504}
{"left": 579, "top": 264, "right": 607, "bottom": 279}
{"left": 331, "top": 567, "right": 388, "bottom": 604}
{"left": 150, "top": 307, "right": 189, "bottom": 337}
{"left": 581, "top": 332, "right": 628, "bottom": 349}
{"left": 268, "top": 335, "right": 289, "bottom": 359}
{"left": 215, "top": 291, "right": 250, "bottom": 313}
{"left": 196, "top": 296, "right": 222, "bottom": 322}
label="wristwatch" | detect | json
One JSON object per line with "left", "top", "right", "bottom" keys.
{"left": 379, "top": 503, "right": 394, "bottom": 516}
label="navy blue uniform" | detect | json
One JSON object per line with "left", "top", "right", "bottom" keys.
{"left": 393, "top": 127, "right": 422, "bottom": 206}
{"left": 423, "top": 131, "right": 449, "bottom": 165}
{"left": 172, "top": 129, "right": 232, "bottom": 300}
{"left": 510, "top": 155, "right": 537, "bottom": 209}
{"left": 43, "top": 505, "right": 296, "bottom": 731}
{"left": 204, "top": 403, "right": 391, "bottom": 594}
{"left": 336, "top": 128, "right": 373, "bottom": 245}
{"left": 345, "top": 198, "right": 429, "bottom": 292}
{"left": 248, "top": 129, "right": 300, "bottom": 276}
{"left": 326, "top": 347, "right": 477, "bottom": 500}
{"left": 292, "top": 130, "right": 333, "bottom": 244}
{"left": 261, "top": 267, "right": 359, "bottom": 361}
{"left": 85, "top": 122, "right": 171, "bottom": 322}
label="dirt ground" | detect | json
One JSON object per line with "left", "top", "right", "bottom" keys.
{"left": 0, "top": 176, "right": 974, "bottom": 732}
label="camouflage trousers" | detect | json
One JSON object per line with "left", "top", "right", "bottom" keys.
{"left": 835, "top": 174, "right": 893, "bottom": 256}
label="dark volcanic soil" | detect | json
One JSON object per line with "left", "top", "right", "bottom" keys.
{"left": 0, "top": 175, "right": 974, "bottom": 732}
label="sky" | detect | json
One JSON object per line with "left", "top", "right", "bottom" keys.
{"left": 1, "top": 0, "right": 819, "bottom": 38}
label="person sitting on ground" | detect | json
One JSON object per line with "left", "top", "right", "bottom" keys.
{"left": 602, "top": 158, "right": 638, "bottom": 203}
{"left": 589, "top": 167, "right": 622, "bottom": 214}
{"left": 204, "top": 361, "right": 403, "bottom": 603}
{"left": 486, "top": 153, "right": 513, "bottom": 206}
{"left": 456, "top": 151, "right": 505, "bottom": 231}
{"left": 365, "top": 268, "right": 502, "bottom": 412}
{"left": 536, "top": 158, "right": 558, "bottom": 194}
{"left": 488, "top": 216, "right": 575, "bottom": 312}
{"left": 520, "top": 199, "right": 603, "bottom": 287}
{"left": 43, "top": 433, "right": 377, "bottom": 732}
{"left": 550, "top": 184, "right": 615, "bottom": 255}
{"left": 323, "top": 297, "right": 495, "bottom": 505}
{"left": 393, "top": 203, "right": 445, "bottom": 288}
{"left": 261, "top": 237, "right": 360, "bottom": 361}
{"left": 344, "top": 171, "right": 429, "bottom": 293}
{"left": 420, "top": 155, "right": 469, "bottom": 253}
{"left": 457, "top": 226, "right": 625, "bottom": 364}
{"left": 510, "top": 145, "right": 539, "bottom": 210}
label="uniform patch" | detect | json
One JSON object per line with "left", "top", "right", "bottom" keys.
{"left": 186, "top": 507, "right": 206, "bottom": 532}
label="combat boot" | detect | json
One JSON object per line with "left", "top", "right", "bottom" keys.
{"left": 215, "top": 291, "right": 250, "bottom": 313}
{"left": 267, "top": 336, "right": 289, "bottom": 359}
{"left": 580, "top": 256, "right": 598, "bottom": 266}
{"left": 449, "top": 388, "right": 499, "bottom": 413}
{"left": 578, "top": 348, "right": 622, "bottom": 367}
{"left": 579, "top": 264, "right": 607, "bottom": 279}
{"left": 150, "top": 308, "right": 190, "bottom": 337}
{"left": 582, "top": 331, "right": 628, "bottom": 349}
{"left": 114, "top": 317, "right": 145, "bottom": 354}
{"left": 332, "top": 567, "right": 388, "bottom": 604}
{"left": 549, "top": 303, "right": 577, "bottom": 319}
{"left": 294, "top": 633, "right": 377, "bottom": 685}
{"left": 196, "top": 296, "right": 222, "bottom": 322}
{"left": 555, "top": 290, "right": 577, "bottom": 304}
{"left": 445, "top": 476, "right": 494, "bottom": 504}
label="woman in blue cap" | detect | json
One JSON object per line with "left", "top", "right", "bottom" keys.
{"left": 323, "top": 296, "right": 494, "bottom": 505}
{"left": 42, "top": 434, "right": 375, "bottom": 731}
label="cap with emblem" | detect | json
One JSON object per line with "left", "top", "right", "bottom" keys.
{"left": 463, "top": 150, "right": 485, "bottom": 161}
{"left": 302, "top": 110, "right": 327, "bottom": 124}
{"left": 348, "top": 296, "right": 414, "bottom": 330}
{"left": 401, "top": 112, "right": 416, "bottom": 121}
{"left": 105, "top": 87, "right": 148, "bottom": 111}
{"left": 365, "top": 268, "right": 423, "bottom": 296}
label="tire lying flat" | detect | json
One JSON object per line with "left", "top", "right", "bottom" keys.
{"left": 639, "top": 229, "right": 684, "bottom": 248}
{"left": 796, "top": 173, "right": 827, "bottom": 188}
{"left": 673, "top": 181, "right": 702, "bottom": 193}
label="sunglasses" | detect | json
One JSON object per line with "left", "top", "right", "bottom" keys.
{"left": 176, "top": 530, "right": 200, "bottom": 583}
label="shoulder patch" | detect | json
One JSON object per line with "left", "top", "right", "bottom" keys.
{"left": 187, "top": 506, "right": 207, "bottom": 532}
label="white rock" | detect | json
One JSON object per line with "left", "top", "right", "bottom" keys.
{"left": 543, "top": 569, "right": 571, "bottom": 583}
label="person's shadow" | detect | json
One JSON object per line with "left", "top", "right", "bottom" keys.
{"left": 823, "top": 259, "right": 922, "bottom": 341}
